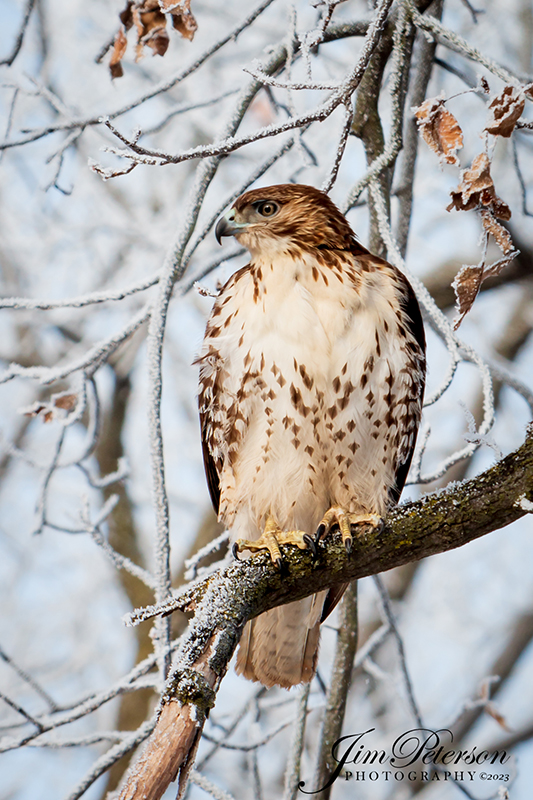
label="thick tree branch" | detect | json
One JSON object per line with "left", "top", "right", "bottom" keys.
{"left": 119, "top": 425, "right": 533, "bottom": 800}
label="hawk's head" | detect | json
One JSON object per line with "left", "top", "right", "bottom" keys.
{"left": 215, "top": 184, "right": 358, "bottom": 257}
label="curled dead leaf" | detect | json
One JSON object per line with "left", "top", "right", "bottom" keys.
{"left": 485, "top": 85, "right": 525, "bottom": 138}
{"left": 53, "top": 393, "right": 78, "bottom": 411}
{"left": 161, "top": 0, "right": 198, "bottom": 41}
{"left": 138, "top": 2, "right": 169, "bottom": 57}
{"left": 119, "top": 0, "right": 135, "bottom": 29}
{"left": 447, "top": 152, "right": 511, "bottom": 219}
{"left": 414, "top": 96, "right": 463, "bottom": 166}
{"left": 109, "top": 27, "right": 128, "bottom": 79}
{"left": 452, "top": 264, "right": 482, "bottom": 330}
{"left": 22, "top": 393, "right": 78, "bottom": 423}
{"left": 480, "top": 209, "right": 512, "bottom": 254}
{"left": 132, "top": 7, "right": 144, "bottom": 61}
{"left": 452, "top": 249, "right": 519, "bottom": 329}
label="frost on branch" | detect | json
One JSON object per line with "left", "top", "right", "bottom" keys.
{"left": 414, "top": 95, "right": 464, "bottom": 167}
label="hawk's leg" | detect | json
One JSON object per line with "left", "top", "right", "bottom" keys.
{"left": 233, "top": 514, "right": 316, "bottom": 568}
{"left": 316, "top": 507, "right": 384, "bottom": 553}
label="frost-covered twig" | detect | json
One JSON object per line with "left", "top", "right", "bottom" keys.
{"left": 201, "top": 716, "right": 296, "bottom": 751}
{"left": 0, "top": 274, "right": 160, "bottom": 310}
{"left": 408, "top": 1, "right": 519, "bottom": 84}
{"left": 313, "top": 582, "right": 358, "bottom": 798}
{"left": 283, "top": 684, "right": 311, "bottom": 800}
{"left": 373, "top": 575, "right": 423, "bottom": 727}
{"left": 64, "top": 715, "right": 158, "bottom": 800}
{"left": 197, "top": 686, "right": 266, "bottom": 769}
{"left": 82, "top": 496, "right": 157, "bottom": 591}
{"left": 184, "top": 529, "right": 230, "bottom": 581}
{"left": 0, "top": 648, "right": 59, "bottom": 713}
{"left": 353, "top": 622, "right": 391, "bottom": 670}
{"left": 0, "top": 691, "right": 44, "bottom": 732}
{"left": 321, "top": 102, "right": 354, "bottom": 193}
{"left": 0, "top": 0, "right": 36, "bottom": 67}
{"left": 396, "top": 0, "right": 443, "bottom": 254}
{"left": 0, "top": 304, "right": 150, "bottom": 386}
{"left": 190, "top": 770, "right": 237, "bottom": 800}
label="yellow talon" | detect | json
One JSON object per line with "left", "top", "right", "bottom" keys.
{"left": 233, "top": 515, "right": 316, "bottom": 566}
{"left": 316, "top": 507, "right": 383, "bottom": 553}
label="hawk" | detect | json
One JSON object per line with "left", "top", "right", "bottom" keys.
{"left": 197, "top": 184, "right": 426, "bottom": 688}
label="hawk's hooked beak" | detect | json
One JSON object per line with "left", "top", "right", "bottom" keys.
{"left": 215, "top": 209, "right": 247, "bottom": 244}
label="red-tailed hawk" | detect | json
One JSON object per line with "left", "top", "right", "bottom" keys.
{"left": 197, "top": 184, "right": 426, "bottom": 688}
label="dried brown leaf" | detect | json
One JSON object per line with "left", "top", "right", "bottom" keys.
{"left": 447, "top": 152, "right": 511, "bottom": 220}
{"left": 491, "top": 195, "right": 512, "bottom": 221}
{"left": 132, "top": 7, "right": 145, "bottom": 61}
{"left": 22, "top": 392, "right": 78, "bottom": 422}
{"left": 140, "top": 7, "right": 167, "bottom": 36}
{"left": 452, "top": 264, "right": 483, "bottom": 329}
{"left": 480, "top": 209, "right": 512, "bottom": 254}
{"left": 144, "top": 25, "right": 169, "bottom": 56}
{"left": 162, "top": 0, "right": 198, "bottom": 41}
{"left": 132, "top": 4, "right": 169, "bottom": 59}
{"left": 119, "top": 0, "right": 135, "bottom": 29}
{"left": 109, "top": 27, "right": 128, "bottom": 79}
{"left": 414, "top": 96, "right": 463, "bottom": 166}
{"left": 452, "top": 249, "right": 519, "bottom": 329}
{"left": 485, "top": 85, "right": 525, "bottom": 138}
{"left": 53, "top": 393, "right": 77, "bottom": 411}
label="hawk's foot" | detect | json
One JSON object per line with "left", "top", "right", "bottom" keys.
{"left": 233, "top": 515, "right": 316, "bottom": 568}
{"left": 316, "top": 507, "right": 384, "bottom": 553}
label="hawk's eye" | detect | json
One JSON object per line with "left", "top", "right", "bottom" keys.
{"left": 255, "top": 201, "right": 279, "bottom": 218}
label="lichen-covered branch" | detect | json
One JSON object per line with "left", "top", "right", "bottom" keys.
{"left": 119, "top": 425, "right": 533, "bottom": 799}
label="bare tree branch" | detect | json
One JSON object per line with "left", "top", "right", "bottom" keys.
{"left": 312, "top": 582, "right": 358, "bottom": 799}
{"left": 0, "top": 0, "right": 36, "bottom": 67}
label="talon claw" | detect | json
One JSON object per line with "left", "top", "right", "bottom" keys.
{"left": 344, "top": 537, "right": 353, "bottom": 555}
{"left": 274, "top": 557, "right": 283, "bottom": 570}
{"left": 315, "top": 523, "right": 325, "bottom": 542}
{"left": 303, "top": 533, "right": 317, "bottom": 557}
{"left": 232, "top": 542, "right": 239, "bottom": 560}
